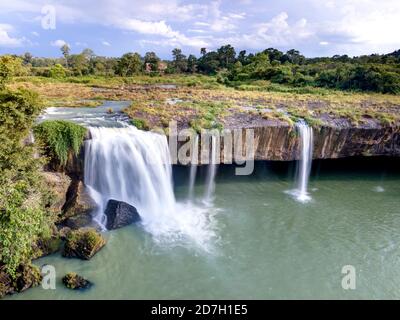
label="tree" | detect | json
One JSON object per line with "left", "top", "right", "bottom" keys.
{"left": 282, "top": 49, "right": 306, "bottom": 65}
{"left": 187, "top": 54, "right": 198, "bottom": 73}
{"left": 22, "top": 52, "right": 33, "bottom": 65}
{"left": 198, "top": 51, "right": 220, "bottom": 74}
{"left": 68, "top": 54, "right": 89, "bottom": 76}
{"left": 60, "top": 44, "right": 70, "bottom": 67}
{"left": 171, "top": 48, "right": 188, "bottom": 73}
{"left": 217, "top": 44, "right": 236, "bottom": 69}
{"left": 115, "top": 52, "right": 142, "bottom": 76}
{"left": 263, "top": 48, "right": 284, "bottom": 62}
{"left": 144, "top": 52, "right": 160, "bottom": 72}
{"left": 49, "top": 64, "right": 66, "bottom": 78}
{"left": 200, "top": 48, "right": 207, "bottom": 56}
{"left": 0, "top": 56, "right": 25, "bottom": 89}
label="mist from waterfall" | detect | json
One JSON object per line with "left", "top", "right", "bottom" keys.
{"left": 84, "top": 126, "right": 217, "bottom": 249}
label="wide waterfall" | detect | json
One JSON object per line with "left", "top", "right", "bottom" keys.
{"left": 84, "top": 126, "right": 216, "bottom": 249}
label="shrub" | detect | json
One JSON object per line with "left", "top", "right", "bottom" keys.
{"left": 0, "top": 88, "right": 53, "bottom": 277}
{"left": 34, "top": 120, "right": 87, "bottom": 166}
{"left": 49, "top": 64, "right": 66, "bottom": 78}
{"left": 130, "top": 118, "right": 150, "bottom": 130}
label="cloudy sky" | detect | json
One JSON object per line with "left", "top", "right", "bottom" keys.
{"left": 0, "top": 0, "right": 399, "bottom": 58}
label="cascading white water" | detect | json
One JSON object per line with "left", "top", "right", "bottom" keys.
{"left": 84, "top": 126, "right": 216, "bottom": 249}
{"left": 294, "top": 121, "right": 313, "bottom": 202}
{"left": 188, "top": 135, "right": 199, "bottom": 200}
{"left": 203, "top": 135, "right": 218, "bottom": 204}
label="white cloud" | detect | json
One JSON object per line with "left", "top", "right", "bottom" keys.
{"left": 114, "top": 18, "right": 208, "bottom": 48}
{"left": 319, "top": 41, "right": 329, "bottom": 46}
{"left": 51, "top": 39, "right": 68, "bottom": 47}
{"left": 0, "top": 24, "right": 26, "bottom": 47}
{"left": 31, "top": 31, "right": 39, "bottom": 37}
{"left": 102, "top": 41, "right": 111, "bottom": 46}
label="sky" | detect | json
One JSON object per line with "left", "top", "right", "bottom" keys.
{"left": 0, "top": 0, "right": 399, "bottom": 59}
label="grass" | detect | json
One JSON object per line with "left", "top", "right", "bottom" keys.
{"left": 33, "top": 120, "right": 87, "bottom": 166}
{"left": 10, "top": 75, "right": 400, "bottom": 129}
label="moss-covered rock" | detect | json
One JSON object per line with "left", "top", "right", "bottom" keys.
{"left": 62, "top": 228, "right": 106, "bottom": 260}
{"left": 32, "top": 234, "right": 62, "bottom": 259}
{"left": 0, "top": 263, "right": 42, "bottom": 299}
{"left": 62, "top": 272, "right": 92, "bottom": 290}
{"left": 13, "top": 264, "right": 42, "bottom": 293}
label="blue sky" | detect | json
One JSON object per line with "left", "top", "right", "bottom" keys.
{"left": 1, "top": 0, "right": 400, "bottom": 59}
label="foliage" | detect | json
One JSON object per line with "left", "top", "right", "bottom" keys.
{"left": 0, "top": 88, "right": 54, "bottom": 277}
{"left": 115, "top": 53, "right": 142, "bottom": 76}
{"left": 0, "top": 56, "right": 26, "bottom": 89}
{"left": 130, "top": 118, "right": 150, "bottom": 130}
{"left": 49, "top": 64, "right": 66, "bottom": 78}
{"left": 34, "top": 120, "right": 87, "bottom": 166}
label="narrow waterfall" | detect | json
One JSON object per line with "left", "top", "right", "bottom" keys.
{"left": 188, "top": 135, "right": 199, "bottom": 200}
{"left": 294, "top": 121, "right": 313, "bottom": 202}
{"left": 84, "top": 126, "right": 216, "bottom": 249}
{"left": 203, "top": 135, "right": 218, "bottom": 203}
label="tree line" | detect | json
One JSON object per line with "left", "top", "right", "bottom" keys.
{"left": 5, "top": 44, "right": 400, "bottom": 93}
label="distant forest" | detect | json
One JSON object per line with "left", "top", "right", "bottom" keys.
{"left": 3, "top": 44, "right": 400, "bottom": 94}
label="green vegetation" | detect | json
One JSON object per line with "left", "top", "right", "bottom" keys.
{"left": 62, "top": 228, "right": 106, "bottom": 260}
{"left": 10, "top": 45, "right": 400, "bottom": 94}
{"left": 34, "top": 120, "right": 87, "bottom": 166}
{"left": 0, "top": 60, "right": 55, "bottom": 276}
{"left": 130, "top": 118, "right": 150, "bottom": 130}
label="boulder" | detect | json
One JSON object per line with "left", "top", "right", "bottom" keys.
{"left": 0, "top": 264, "right": 42, "bottom": 298}
{"left": 62, "top": 272, "right": 92, "bottom": 290}
{"left": 62, "top": 228, "right": 106, "bottom": 260}
{"left": 32, "top": 234, "right": 62, "bottom": 259}
{"left": 62, "top": 181, "right": 97, "bottom": 220}
{"left": 14, "top": 264, "right": 42, "bottom": 293}
{"left": 62, "top": 213, "right": 96, "bottom": 230}
{"left": 104, "top": 199, "right": 141, "bottom": 230}
{"left": 41, "top": 171, "right": 71, "bottom": 214}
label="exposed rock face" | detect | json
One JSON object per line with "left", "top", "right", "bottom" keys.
{"left": 175, "top": 122, "right": 400, "bottom": 163}
{"left": 104, "top": 199, "right": 141, "bottom": 230}
{"left": 62, "top": 213, "right": 97, "bottom": 230}
{"left": 62, "top": 181, "right": 97, "bottom": 220}
{"left": 62, "top": 228, "right": 106, "bottom": 260}
{"left": 41, "top": 171, "right": 71, "bottom": 214}
{"left": 62, "top": 272, "right": 92, "bottom": 290}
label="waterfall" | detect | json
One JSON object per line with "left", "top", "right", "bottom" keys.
{"left": 203, "top": 135, "right": 218, "bottom": 204}
{"left": 84, "top": 126, "right": 216, "bottom": 249}
{"left": 294, "top": 121, "right": 313, "bottom": 203}
{"left": 188, "top": 135, "right": 199, "bottom": 200}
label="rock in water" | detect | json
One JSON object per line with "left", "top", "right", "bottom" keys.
{"left": 62, "top": 272, "right": 92, "bottom": 290}
{"left": 62, "top": 228, "right": 106, "bottom": 260}
{"left": 104, "top": 199, "right": 141, "bottom": 230}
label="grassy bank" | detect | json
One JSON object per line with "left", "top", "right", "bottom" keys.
{"left": 9, "top": 75, "right": 400, "bottom": 129}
